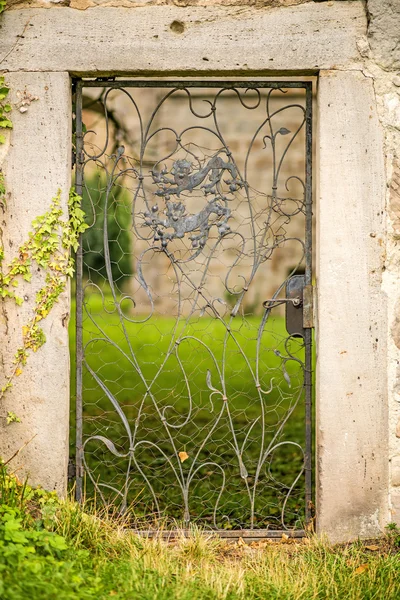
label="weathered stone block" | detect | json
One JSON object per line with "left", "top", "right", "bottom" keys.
{"left": 0, "top": 72, "right": 71, "bottom": 495}
{"left": 391, "top": 456, "right": 400, "bottom": 487}
{"left": 316, "top": 70, "right": 388, "bottom": 542}
{"left": 368, "top": 0, "right": 400, "bottom": 71}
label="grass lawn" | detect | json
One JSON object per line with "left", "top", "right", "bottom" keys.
{"left": 69, "top": 290, "right": 309, "bottom": 530}
{"left": 1, "top": 467, "right": 399, "bottom": 600}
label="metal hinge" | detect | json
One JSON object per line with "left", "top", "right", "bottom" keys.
{"left": 73, "top": 148, "right": 85, "bottom": 166}
{"left": 67, "top": 459, "right": 76, "bottom": 480}
{"left": 303, "top": 284, "right": 314, "bottom": 329}
{"left": 68, "top": 460, "right": 84, "bottom": 480}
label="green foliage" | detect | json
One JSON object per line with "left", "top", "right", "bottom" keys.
{"left": 0, "top": 461, "right": 59, "bottom": 517}
{"left": 81, "top": 176, "right": 133, "bottom": 285}
{"left": 385, "top": 522, "right": 400, "bottom": 549}
{"left": 0, "top": 189, "right": 88, "bottom": 405}
{"left": 0, "top": 75, "right": 12, "bottom": 145}
{"left": 0, "top": 1, "right": 6, "bottom": 16}
{"left": 0, "top": 466, "right": 102, "bottom": 600}
{"left": 6, "top": 412, "right": 20, "bottom": 425}
{"left": 0, "top": 506, "right": 68, "bottom": 563}
{"left": 0, "top": 464, "right": 400, "bottom": 600}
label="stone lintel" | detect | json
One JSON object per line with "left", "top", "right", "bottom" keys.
{"left": 0, "top": 3, "right": 365, "bottom": 75}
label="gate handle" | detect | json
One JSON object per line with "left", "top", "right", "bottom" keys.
{"left": 262, "top": 297, "right": 302, "bottom": 309}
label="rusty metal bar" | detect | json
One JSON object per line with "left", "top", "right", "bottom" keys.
{"left": 304, "top": 82, "right": 313, "bottom": 528}
{"left": 75, "top": 80, "right": 84, "bottom": 502}
{"left": 134, "top": 529, "right": 306, "bottom": 541}
{"left": 81, "top": 80, "right": 311, "bottom": 89}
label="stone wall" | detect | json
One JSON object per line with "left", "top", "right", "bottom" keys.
{"left": 0, "top": 0, "right": 398, "bottom": 541}
{"left": 6, "top": 0, "right": 312, "bottom": 9}
{"left": 362, "top": 0, "right": 400, "bottom": 527}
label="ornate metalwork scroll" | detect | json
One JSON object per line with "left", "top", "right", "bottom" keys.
{"left": 73, "top": 80, "right": 313, "bottom": 535}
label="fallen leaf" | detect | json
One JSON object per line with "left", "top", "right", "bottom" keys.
{"left": 281, "top": 533, "right": 289, "bottom": 542}
{"left": 365, "top": 544, "right": 379, "bottom": 551}
{"left": 250, "top": 540, "right": 270, "bottom": 549}
{"left": 354, "top": 564, "right": 369, "bottom": 575}
{"left": 15, "top": 368, "right": 23, "bottom": 376}
{"left": 178, "top": 451, "right": 189, "bottom": 463}
{"left": 237, "top": 537, "right": 245, "bottom": 547}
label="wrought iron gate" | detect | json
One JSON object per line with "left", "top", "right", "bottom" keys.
{"left": 73, "top": 80, "right": 313, "bottom": 537}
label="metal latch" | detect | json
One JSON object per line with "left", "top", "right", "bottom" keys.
{"left": 263, "top": 275, "right": 313, "bottom": 338}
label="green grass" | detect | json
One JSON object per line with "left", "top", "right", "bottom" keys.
{"left": 1, "top": 466, "right": 399, "bottom": 600}
{"left": 69, "top": 289, "right": 309, "bottom": 530}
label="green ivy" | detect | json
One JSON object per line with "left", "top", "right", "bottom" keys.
{"left": 5, "top": 412, "right": 20, "bottom": 425}
{"left": 0, "top": 190, "right": 88, "bottom": 405}
{"left": 0, "top": 465, "right": 69, "bottom": 598}
{"left": 0, "top": 76, "right": 12, "bottom": 145}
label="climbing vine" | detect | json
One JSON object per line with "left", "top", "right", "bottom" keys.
{"left": 1, "top": 1, "right": 11, "bottom": 209}
{"left": 0, "top": 74, "right": 12, "bottom": 214}
{"left": 0, "top": 76, "right": 12, "bottom": 145}
{"left": 0, "top": 190, "right": 87, "bottom": 408}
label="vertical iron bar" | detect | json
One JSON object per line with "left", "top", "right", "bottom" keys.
{"left": 75, "top": 80, "right": 84, "bottom": 502}
{"left": 304, "top": 82, "right": 313, "bottom": 527}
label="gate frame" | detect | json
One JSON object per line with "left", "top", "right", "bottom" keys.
{"left": 73, "top": 78, "right": 314, "bottom": 537}
{"left": 0, "top": 2, "right": 388, "bottom": 543}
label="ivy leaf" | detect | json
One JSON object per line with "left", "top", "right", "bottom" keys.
{"left": 6, "top": 412, "right": 21, "bottom": 425}
{"left": 0, "top": 134, "right": 6, "bottom": 144}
